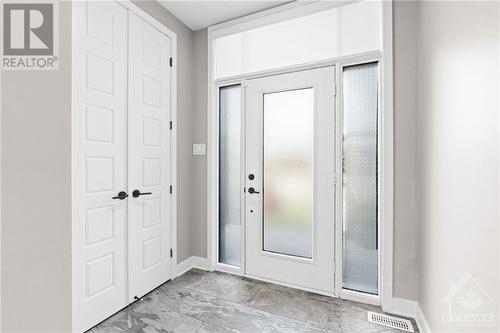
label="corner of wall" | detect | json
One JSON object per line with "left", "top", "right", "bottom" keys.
{"left": 175, "top": 256, "right": 209, "bottom": 278}
{"left": 416, "top": 303, "right": 432, "bottom": 333}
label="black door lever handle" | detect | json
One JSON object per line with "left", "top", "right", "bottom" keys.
{"left": 112, "top": 191, "right": 128, "bottom": 200}
{"left": 248, "top": 187, "right": 260, "bottom": 194}
{"left": 132, "top": 190, "right": 152, "bottom": 198}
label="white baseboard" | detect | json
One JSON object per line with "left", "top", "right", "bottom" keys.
{"left": 416, "top": 303, "right": 432, "bottom": 333}
{"left": 391, "top": 297, "right": 417, "bottom": 318}
{"left": 388, "top": 298, "right": 432, "bottom": 333}
{"left": 175, "top": 256, "right": 209, "bottom": 277}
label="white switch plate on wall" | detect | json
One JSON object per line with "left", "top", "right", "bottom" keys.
{"left": 193, "top": 143, "right": 206, "bottom": 155}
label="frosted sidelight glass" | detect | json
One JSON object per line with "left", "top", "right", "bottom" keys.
{"left": 263, "top": 88, "right": 314, "bottom": 258}
{"left": 342, "top": 62, "right": 379, "bottom": 295}
{"left": 219, "top": 85, "right": 241, "bottom": 266}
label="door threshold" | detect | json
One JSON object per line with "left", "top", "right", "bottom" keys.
{"left": 214, "top": 266, "right": 337, "bottom": 298}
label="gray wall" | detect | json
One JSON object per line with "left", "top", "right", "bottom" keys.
{"left": 416, "top": 1, "right": 499, "bottom": 331}
{"left": 1, "top": 2, "right": 197, "bottom": 331}
{"left": 392, "top": 0, "right": 419, "bottom": 301}
{"left": 131, "top": 0, "right": 197, "bottom": 263}
{"left": 191, "top": 29, "right": 208, "bottom": 258}
{"left": 1, "top": 2, "right": 72, "bottom": 331}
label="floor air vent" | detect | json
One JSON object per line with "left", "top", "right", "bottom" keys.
{"left": 367, "top": 312, "right": 414, "bottom": 332}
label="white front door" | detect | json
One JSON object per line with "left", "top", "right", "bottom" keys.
{"left": 128, "top": 12, "right": 172, "bottom": 301}
{"left": 72, "top": 2, "right": 128, "bottom": 331}
{"left": 245, "top": 67, "right": 336, "bottom": 293}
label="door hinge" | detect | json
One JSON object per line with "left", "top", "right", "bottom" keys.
{"left": 169, "top": 185, "right": 173, "bottom": 194}
{"left": 170, "top": 248, "right": 173, "bottom": 258}
{"left": 333, "top": 261, "right": 336, "bottom": 275}
{"left": 169, "top": 57, "right": 173, "bottom": 67}
{"left": 333, "top": 83, "right": 337, "bottom": 97}
{"left": 169, "top": 121, "right": 173, "bottom": 130}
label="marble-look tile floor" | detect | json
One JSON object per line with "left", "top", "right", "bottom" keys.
{"left": 88, "top": 269, "right": 419, "bottom": 333}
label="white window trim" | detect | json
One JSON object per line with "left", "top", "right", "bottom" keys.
{"left": 335, "top": 57, "right": 383, "bottom": 306}
{"left": 206, "top": 0, "right": 393, "bottom": 311}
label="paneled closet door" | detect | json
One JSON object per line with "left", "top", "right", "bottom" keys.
{"left": 128, "top": 12, "right": 172, "bottom": 301}
{"left": 72, "top": 1, "right": 128, "bottom": 332}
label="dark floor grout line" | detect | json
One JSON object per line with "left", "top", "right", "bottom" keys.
{"left": 193, "top": 320, "right": 205, "bottom": 333}
{"left": 259, "top": 313, "right": 272, "bottom": 333}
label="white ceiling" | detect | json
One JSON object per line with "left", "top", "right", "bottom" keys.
{"left": 159, "top": 1, "right": 291, "bottom": 31}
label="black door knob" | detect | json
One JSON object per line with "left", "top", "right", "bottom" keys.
{"left": 248, "top": 187, "right": 260, "bottom": 194}
{"left": 132, "top": 190, "right": 152, "bottom": 198}
{"left": 112, "top": 191, "right": 128, "bottom": 200}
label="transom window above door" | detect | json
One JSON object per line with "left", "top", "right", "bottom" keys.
{"left": 213, "top": 0, "right": 382, "bottom": 79}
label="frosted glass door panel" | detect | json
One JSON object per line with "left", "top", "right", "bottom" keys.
{"left": 219, "top": 85, "right": 241, "bottom": 266}
{"left": 245, "top": 67, "right": 335, "bottom": 292}
{"left": 214, "top": 1, "right": 381, "bottom": 79}
{"left": 342, "top": 63, "right": 379, "bottom": 295}
{"left": 263, "top": 88, "right": 314, "bottom": 258}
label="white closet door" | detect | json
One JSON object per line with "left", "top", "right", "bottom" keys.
{"left": 72, "top": 1, "right": 128, "bottom": 332}
{"left": 128, "top": 12, "right": 172, "bottom": 301}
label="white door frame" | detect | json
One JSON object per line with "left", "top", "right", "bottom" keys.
{"left": 206, "top": 0, "right": 393, "bottom": 311}
{"left": 71, "top": 1, "right": 178, "bottom": 331}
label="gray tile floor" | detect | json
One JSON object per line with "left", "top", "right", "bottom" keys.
{"left": 89, "top": 269, "right": 419, "bottom": 333}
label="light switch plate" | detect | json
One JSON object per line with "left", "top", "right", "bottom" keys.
{"left": 193, "top": 143, "right": 206, "bottom": 156}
